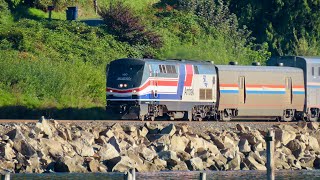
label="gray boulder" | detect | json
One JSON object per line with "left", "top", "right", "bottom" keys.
{"left": 2, "top": 135, "right": 9, "bottom": 141}
{"left": 239, "top": 139, "right": 251, "bottom": 153}
{"left": 10, "top": 132, "right": 36, "bottom": 157}
{"left": 153, "top": 158, "right": 167, "bottom": 170}
{"left": 138, "top": 127, "right": 149, "bottom": 137}
{"left": 227, "top": 154, "right": 241, "bottom": 170}
{"left": 158, "top": 151, "right": 180, "bottom": 168}
{"left": 297, "top": 121, "right": 308, "bottom": 130}
{"left": 169, "top": 135, "right": 189, "bottom": 152}
{"left": 314, "top": 156, "right": 320, "bottom": 169}
{"left": 71, "top": 138, "right": 94, "bottom": 157}
{"left": 307, "top": 136, "right": 320, "bottom": 151}
{"left": 308, "top": 122, "right": 319, "bottom": 130}
{"left": 98, "top": 143, "right": 120, "bottom": 161}
{"left": 186, "top": 157, "right": 204, "bottom": 170}
{"left": 236, "top": 124, "right": 246, "bottom": 132}
{"left": 161, "top": 124, "right": 176, "bottom": 136}
{"left": 275, "top": 129, "right": 296, "bottom": 146}
{"left": 244, "top": 156, "right": 266, "bottom": 170}
{"left": 0, "top": 160, "right": 15, "bottom": 172}
{"left": 89, "top": 159, "right": 107, "bottom": 172}
{"left": 286, "top": 139, "right": 306, "bottom": 158}
{"left": 140, "top": 147, "right": 157, "bottom": 161}
{"left": 211, "top": 135, "right": 235, "bottom": 150}
{"left": 0, "top": 143, "right": 16, "bottom": 161}
{"left": 172, "top": 161, "right": 189, "bottom": 171}
{"left": 108, "top": 136, "right": 121, "bottom": 153}
{"left": 80, "top": 131, "right": 95, "bottom": 145}
{"left": 54, "top": 155, "right": 87, "bottom": 173}
{"left": 26, "top": 154, "right": 43, "bottom": 173}
{"left": 35, "top": 117, "right": 54, "bottom": 138}
{"left": 111, "top": 156, "right": 135, "bottom": 172}
{"left": 300, "top": 156, "right": 316, "bottom": 169}
{"left": 40, "top": 138, "right": 64, "bottom": 159}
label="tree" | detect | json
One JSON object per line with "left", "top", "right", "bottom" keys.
{"left": 228, "top": 0, "right": 320, "bottom": 56}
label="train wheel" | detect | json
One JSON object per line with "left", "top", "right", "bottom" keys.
{"left": 150, "top": 116, "right": 155, "bottom": 121}
{"left": 283, "top": 109, "right": 294, "bottom": 122}
{"left": 308, "top": 108, "right": 319, "bottom": 122}
{"left": 309, "top": 115, "right": 318, "bottom": 122}
{"left": 220, "top": 110, "right": 231, "bottom": 121}
{"left": 221, "top": 115, "right": 231, "bottom": 121}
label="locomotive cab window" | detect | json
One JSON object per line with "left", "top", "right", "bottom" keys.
{"left": 166, "top": 65, "right": 177, "bottom": 74}
{"left": 159, "top": 65, "right": 166, "bottom": 73}
{"left": 194, "top": 66, "right": 199, "bottom": 74}
{"left": 159, "top": 65, "right": 176, "bottom": 74}
{"left": 166, "top": 65, "right": 173, "bottom": 73}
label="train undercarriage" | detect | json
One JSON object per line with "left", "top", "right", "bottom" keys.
{"left": 107, "top": 101, "right": 319, "bottom": 122}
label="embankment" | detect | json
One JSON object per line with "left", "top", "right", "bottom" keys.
{"left": 0, "top": 119, "right": 319, "bottom": 173}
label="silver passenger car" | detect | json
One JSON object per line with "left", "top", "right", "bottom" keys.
{"left": 215, "top": 65, "right": 305, "bottom": 121}
{"left": 267, "top": 56, "right": 320, "bottom": 121}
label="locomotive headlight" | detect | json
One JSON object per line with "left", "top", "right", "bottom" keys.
{"left": 133, "top": 90, "right": 137, "bottom": 93}
{"left": 109, "top": 90, "right": 113, "bottom": 92}
{"left": 124, "top": 84, "right": 127, "bottom": 88}
{"left": 119, "top": 84, "right": 123, "bottom": 88}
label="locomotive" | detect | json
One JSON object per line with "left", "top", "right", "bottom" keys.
{"left": 106, "top": 56, "right": 320, "bottom": 122}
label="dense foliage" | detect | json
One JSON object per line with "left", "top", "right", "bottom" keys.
{"left": 99, "top": 2, "right": 163, "bottom": 51}
{"left": 227, "top": 0, "right": 320, "bottom": 56}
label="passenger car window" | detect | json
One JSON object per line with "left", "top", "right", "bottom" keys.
{"left": 312, "top": 67, "right": 315, "bottom": 76}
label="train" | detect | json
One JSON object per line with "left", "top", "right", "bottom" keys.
{"left": 106, "top": 56, "right": 320, "bottom": 122}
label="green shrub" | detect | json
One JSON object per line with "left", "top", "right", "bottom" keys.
{"left": 99, "top": 1, "right": 163, "bottom": 50}
{"left": 0, "top": 0, "right": 12, "bottom": 24}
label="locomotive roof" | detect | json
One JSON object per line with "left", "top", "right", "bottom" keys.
{"left": 216, "top": 65, "right": 303, "bottom": 73}
{"left": 112, "top": 58, "right": 215, "bottom": 65}
{"left": 268, "top": 56, "right": 320, "bottom": 64}
{"left": 296, "top": 56, "right": 320, "bottom": 64}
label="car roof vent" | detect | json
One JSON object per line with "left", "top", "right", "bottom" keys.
{"left": 229, "top": 61, "right": 238, "bottom": 65}
{"left": 252, "top": 62, "right": 261, "bottom": 66}
{"left": 278, "top": 63, "right": 284, "bottom": 66}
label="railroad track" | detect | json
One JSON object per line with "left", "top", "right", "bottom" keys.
{"left": 0, "top": 119, "right": 298, "bottom": 124}
{"left": 0, "top": 119, "right": 303, "bottom": 135}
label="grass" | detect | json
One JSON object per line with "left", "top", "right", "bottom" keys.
{"left": 0, "top": 0, "right": 271, "bottom": 116}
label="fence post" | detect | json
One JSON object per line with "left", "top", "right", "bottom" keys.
{"left": 125, "top": 170, "right": 132, "bottom": 180}
{"left": 200, "top": 172, "right": 206, "bottom": 180}
{"left": 130, "top": 169, "right": 136, "bottom": 180}
{"left": 266, "top": 129, "right": 275, "bottom": 180}
{"left": 1, "top": 173, "right": 10, "bottom": 180}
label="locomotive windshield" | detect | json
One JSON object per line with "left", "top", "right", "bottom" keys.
{"left": 107, "top": 63, "right": 144, "bottom": 88}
